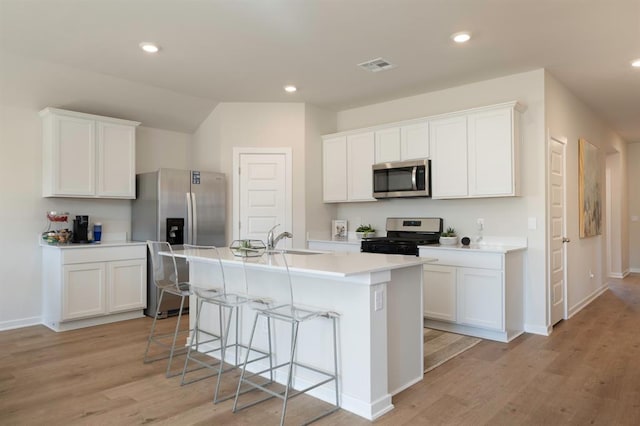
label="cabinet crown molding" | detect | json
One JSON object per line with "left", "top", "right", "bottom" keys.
{"left": 323, "top": 100, "right": 526, "bottom": 139}
{"left": 39, "top": 107, "right": 141, "bottom": 127}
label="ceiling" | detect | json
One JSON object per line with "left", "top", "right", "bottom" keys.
{"left": 1, "top": 0, "right": 639, "bottom": 142}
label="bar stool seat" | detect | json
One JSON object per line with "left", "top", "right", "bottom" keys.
{"left": 180, "top": 245, "right": 272, "bottom": 403}
{"left": 233, "top": 249, "right": 340, "bottom": 426}
{"left": 144, "top": 241, "right": 220, "bottom": 378}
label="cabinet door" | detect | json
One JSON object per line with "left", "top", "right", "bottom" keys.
{"left": 322, "top": 136, "right": 348, "bottom": 202}
{"left": 97, "top": 122, "right": 136, "bottom": 198}
{"left": 62, "top": 263, "right": 106, "bottom": 320}
{"left": 347, "top": 132, "right": 376, "bottom": 201}
{"left": 457, "top": 267, "right": 503, "bottom": 330}
{"left": 401, "top": 122, "right": 429, "bottom": 160}
{"left": 468, "top": 107, "right": 515, "bottom": 197}
{"left": 51, "top": 115, "right": 96, "bottom": 196}
{"left": 423, "top": 264, "right": 457, "bottom": 322}
{"left": 430, "top": 116, "right": 468, "bottom": 198}
{"left": 108, "top": 259, "right": 146, "bottom": 313}
{"left": 375, "top": 127, "right": 401, "bottom": 163}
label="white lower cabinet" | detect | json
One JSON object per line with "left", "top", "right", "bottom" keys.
{"left": 108, "top": 260, "right": 147, "bottom": 313}
{"left": 62, "top": 262, "right": 107, "bottom": 320}
{"left": 420, "top": 247, "right": 524, "bottom": 342}
{"left": 457, "top": 267, "right": 503, "bottom": 330}
{"left": 307, "top": 240, "right": 361, "bottom": 253}
{"left": 422, "top": 264, "right": 456, "bottom": 322}
{"left": 42, "top": 244, "right": 147, "bottom": 331}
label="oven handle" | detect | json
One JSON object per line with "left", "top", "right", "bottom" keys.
{"left": 411, "top": 166, "right": 418, "bottom": 191}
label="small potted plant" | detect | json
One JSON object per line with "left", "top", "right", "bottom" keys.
{"left": 355, "top": 224, "right": 376, "bottom": 239}
{"left": 439, "top": 227, "right": 458, "bottom": 245}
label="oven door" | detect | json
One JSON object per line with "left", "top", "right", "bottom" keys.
{"left": 373, "top": 159, "right": 430, "bottom": 198}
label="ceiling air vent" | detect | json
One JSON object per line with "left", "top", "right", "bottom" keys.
{"left": 358, "top": 57, "right": 396, "bottom": 72}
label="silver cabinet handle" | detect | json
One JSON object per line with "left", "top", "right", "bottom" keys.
{"left": 562, "top": 237, "right": 571, "bottom": 243}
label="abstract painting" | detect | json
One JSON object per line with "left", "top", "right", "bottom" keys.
{"left": 578, "top": 138, "right": 601, "bottom": 238}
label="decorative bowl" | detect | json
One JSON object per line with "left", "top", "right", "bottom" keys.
{"left": 47, "top": 211, "right": 69, "bottom": 222}
{"left": 355, "top": 231, "right": 376, "bottom": 239}
{"left": 229, "top": 239, "right": 266, "bottom": 257}
{"left": 439, "top": 236, "right": 459, "bottom": 245}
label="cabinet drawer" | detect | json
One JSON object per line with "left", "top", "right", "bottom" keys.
{"left": 419, "top": 248, "right": 503, "bottom": 270}
{"left": 62, "top": 245, "right": 146, "bottom": 264}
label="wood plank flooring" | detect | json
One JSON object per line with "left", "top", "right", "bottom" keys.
{"left": 1, "top": 274, "right": 639, "bottom": 425}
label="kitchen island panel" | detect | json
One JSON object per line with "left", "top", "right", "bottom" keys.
{"left": 184, "top": 251, "right": 428, "bottom": 420}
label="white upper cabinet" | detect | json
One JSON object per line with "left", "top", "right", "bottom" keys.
{"left": 430, "top": 102, "right": 524, "bottom": 199}
{"left": 322, "top": 132, "right": 376, "bottom": 203}
{"left": 322, "top": 136, "right": 348, "bottom": 202}
{"left": 40, "top": 108, "right": 140, "bottom": 199}
{"left": 467, "top": 107, "right": 518, "bottom": 197}
{"left": 374, "top": 121, "right": 429, "bottom": 163}
{"left": 400, "top": 121, "right": 429, "bottom": 160}
{"left": 322, "top": 101, "right": 523, "bottom": 203}
{"left": 430, "top": 115, "right": 468, "bottom": 198}
{"left": 97, "top": 122, "right": 136, "bottom": 197}
{"left": 347, "top": 132, "right": 376, "bottom": 201}
{"left": 374, "top": 127, "right": 401, "bottom": 163}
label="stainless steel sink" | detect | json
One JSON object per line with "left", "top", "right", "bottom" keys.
{"left": 280, "top": 249, "right": 325, "bottom": 255}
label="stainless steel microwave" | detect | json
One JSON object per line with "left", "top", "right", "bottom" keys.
{"left": 372, "top": 159, "right": 431, "bottom": 199}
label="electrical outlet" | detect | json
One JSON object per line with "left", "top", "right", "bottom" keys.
{"left": 477, "top": 218, "right": 484, "bottom": 230}
{"left": 374, "top": 289, "right": 383, "bottom": 311}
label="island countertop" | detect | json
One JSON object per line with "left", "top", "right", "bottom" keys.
{"left": 173, "top": 247, "right": 436, "bottom": 278}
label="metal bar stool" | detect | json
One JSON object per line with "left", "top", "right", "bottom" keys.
{"left": 180, "top": 245, "right": 273, "bottom": 403}
{"left": 232, "top": 249, "right": 340, "bottom": 426}
{"left": 144, "top": 241, "right": 220, "bottom": 378}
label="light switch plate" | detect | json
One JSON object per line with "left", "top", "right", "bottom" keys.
{"left": 528, "top": 217, "right": 537, "bottom": 230}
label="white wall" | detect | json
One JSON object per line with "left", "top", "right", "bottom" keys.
{"left": 0, "top": 104, "right": 192, "bottom": 330}
{"left": 629, "top": 143, "right": 640, "bottom": 272}
{"left": 304, "top": 104, "right": 338, "bottom": 239}
{"left": 335, "top": 70, "right": 548, "bottom": 333}
{"left": 136, "top": 126, "right": 190, "bottom": 173}
{"left": 193, "top": 103, "right": 308, "bottom": 247}
{"left": 545, "top": 71, "right": 628, "bottom": 316}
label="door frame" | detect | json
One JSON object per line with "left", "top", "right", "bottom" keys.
{"left": 232, "top": 147, "right": 293, "bottom": 241}
{"left": 547, "top": 132, "right": 569, "bottom": 326}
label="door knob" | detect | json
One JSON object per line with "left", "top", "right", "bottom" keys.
{"left": 562, "top": 237, "right": 571, "bottom": 243}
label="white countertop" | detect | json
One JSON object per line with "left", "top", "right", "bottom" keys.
{"left": 418, "top": 238, "right": 527, "bottom": 254}
{"left": 174, "top": 247, "right": 434, "bottom": 278}
{"left": 40, "top": 240, "right": 146, "bottom": 249}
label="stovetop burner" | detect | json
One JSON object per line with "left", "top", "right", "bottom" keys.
{"left": 360, "top": 217, "right": 443, "bottom": 256}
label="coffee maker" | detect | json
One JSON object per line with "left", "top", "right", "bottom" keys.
{"left": 72, "top": 215, "right": 89, "bottom": 243}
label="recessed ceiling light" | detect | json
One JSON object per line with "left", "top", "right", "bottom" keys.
{"left": 284, "top": 85, "right": 297, "bottom": 93}
{"left": 451, "top": 32, "right": 471, "bottom": 43}
{"left": 632, "top": 58, "right": 640, "bottom": 68}
{"left": 139, "top": 42, "right": 159, "bottom": 53}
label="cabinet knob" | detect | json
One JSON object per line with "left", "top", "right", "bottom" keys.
{"left": 562, "top": 237, "right": 571, "bottom": 243}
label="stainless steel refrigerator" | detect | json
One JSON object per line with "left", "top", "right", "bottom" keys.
{"left": 132, "top": 168, "right": 226, "bottom": 317}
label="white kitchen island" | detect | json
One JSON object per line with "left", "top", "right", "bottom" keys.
{"left": 174, "top": 248, "right": 435, "bottom": 421}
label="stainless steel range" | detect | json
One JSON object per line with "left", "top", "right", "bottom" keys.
{"left": 360, "top": 217, "right": 443, "bottom": 256}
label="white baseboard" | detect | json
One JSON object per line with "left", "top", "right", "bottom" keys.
{"left": 524, "top": 324, "right": 551, "bottom": 336}
{"left": 0, "top": 316, "right": 42, "bottom": 331}
{"left": 568, "top": 284, "right": 608, "bottom": 319}
{"left": 630, "top": 267, "right": 640, "bottom": 274}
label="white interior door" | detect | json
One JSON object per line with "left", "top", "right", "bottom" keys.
{"left": 548, "top": 134, "right": 568, "bottom": 325}
{"left": 237, "top": 151, "right": 290, "bottom": 246}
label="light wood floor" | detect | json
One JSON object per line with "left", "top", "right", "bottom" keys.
{"left": 2, "top": 274, "right": 639, "bottom": 425}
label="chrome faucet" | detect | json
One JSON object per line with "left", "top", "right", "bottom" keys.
{"left": 267, "top": 224, "right": 293, "bottom": 250}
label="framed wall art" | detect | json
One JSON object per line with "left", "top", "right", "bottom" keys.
{"left": 332, "top": 219, "right": 347, "bottom": 239}
{"left": 578, "top": 138, "right": 601, "bottom": 238}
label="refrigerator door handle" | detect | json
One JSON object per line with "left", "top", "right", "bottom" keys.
{"left": 191, "top": 192, "right": 198, "bottom": 245}
{"left": 186, "top": 192, "right": 193, "bottom": 245}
